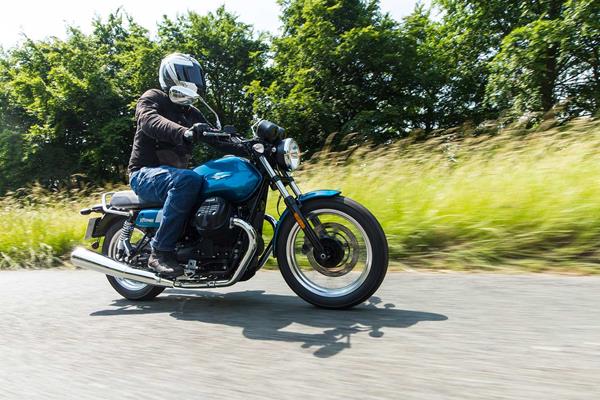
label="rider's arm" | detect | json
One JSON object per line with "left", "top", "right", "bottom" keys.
{"left": 135, "top": 90, "right": 187, "bottom": 145}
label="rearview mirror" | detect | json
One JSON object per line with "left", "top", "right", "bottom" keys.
{"left": 168, "top": 85, "right": 199, "bottom": 105}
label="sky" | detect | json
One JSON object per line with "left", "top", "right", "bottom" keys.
{"left": 0, "top": 0, "right": 429, "bottom": 49}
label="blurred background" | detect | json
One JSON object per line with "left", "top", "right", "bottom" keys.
{"left": 0, "top": 0, "right": 598, "bottom": 273}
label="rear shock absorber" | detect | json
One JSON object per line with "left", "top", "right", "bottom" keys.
{"left": 117, "top": 220, "right": 135, "bottom": 258}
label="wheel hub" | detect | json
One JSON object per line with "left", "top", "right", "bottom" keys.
{"left": 305, "top": 221, "right": 360, "bottom": 277}
{"left": 317, "top": 237, "right": 345, "bottom": 268}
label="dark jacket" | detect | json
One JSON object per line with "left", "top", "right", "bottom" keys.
{"left": 128, "top": 89, "right": 207, "bottom": 173}
{"left": 128, "top": 89, "right": 249, "bottom": 174}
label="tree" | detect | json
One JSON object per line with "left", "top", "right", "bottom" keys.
{"left": 398, "top": 7, "right": 451, "bottom": 131}
{"left": 0, "top": 1, "right": 597, "bottom": 195}
{"left": 436, "top": 0, "right": 599, "bottom": 118}
{"left": 158, "top": 7, "right": 270, "bottom": 135}
{"left": 0, "top": 51, "right": 29, "bottom": 192}
{"left": 0, "top": 11, "right": 161, "bottom": 189}
{"left": 434, "top": 0, "right": 536, "bottom": 123}
{"left": 249, "top": 0, "right": 407, "bottom": 151}
{"left": 485, "top": 0, "right": 599, "bottom": 115}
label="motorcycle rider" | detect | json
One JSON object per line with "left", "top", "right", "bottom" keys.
{"left": 128, "top": 53, "right": 245, "bottom": 278}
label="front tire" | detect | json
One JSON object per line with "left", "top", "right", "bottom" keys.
{"left": 276, "top": 196, "right": 388, "bottom": 309}
{"left": 102, "top": 221, "right": 165, "bottom": 301}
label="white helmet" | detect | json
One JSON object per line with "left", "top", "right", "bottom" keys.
{"left": 159, "top": 53, "right": 206, "bottom": 105}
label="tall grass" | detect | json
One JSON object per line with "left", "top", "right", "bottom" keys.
{"left": 0, "top": 187, "right": 103, "bottom": 269}
{"left": 1, "top": 117, "right": 599, "bottom": 272}
{"left": 295, "top": 117, "right": 600, "bottom": 272}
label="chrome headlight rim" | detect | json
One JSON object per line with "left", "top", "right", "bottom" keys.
{"left": 276, "top": 138, "right": 301, "bottom": 171}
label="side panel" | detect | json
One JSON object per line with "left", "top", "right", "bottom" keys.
{"left": 135, "top": 209, "right": 162, "bottom": 228}
{"left": 193, "top": 156, "right": 262, "bottom": 203}
{"left": 272, "top": 190, "right": 341, "bottom": 256}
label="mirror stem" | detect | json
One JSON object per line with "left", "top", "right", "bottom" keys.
{"left": 198, "top": 96, "right": 222, "bottom": 130}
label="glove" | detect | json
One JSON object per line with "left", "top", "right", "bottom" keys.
{"left": 184, "top": 123, "right": 213, "bottom": 143}
{"left": 191, "top": 122, "right": 213, "bottom": 134}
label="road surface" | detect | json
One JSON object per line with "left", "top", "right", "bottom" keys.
{"left": 1, "top": 269, "right": 599, "bottom": 399}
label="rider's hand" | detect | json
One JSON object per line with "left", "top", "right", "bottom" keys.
{"left": 191, "top": 122, "right": 213, "bottom": 135}
{"left": 184, "top": 123, "right": 214, "bottom": 143}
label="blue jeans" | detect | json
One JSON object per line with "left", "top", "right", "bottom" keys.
{"left": 129, "top": 166, "right": 204, "bottom": 252}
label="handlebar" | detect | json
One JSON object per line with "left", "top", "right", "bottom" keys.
{"left": 194, "top": 129, "right": 266, "bottom": 157}
{"left": 202, "top": 131, "right": 232, "bottom": 138}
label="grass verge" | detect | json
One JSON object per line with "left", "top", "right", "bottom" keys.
{"left": 1, "top": 117, "right": 599, "bottom": 273}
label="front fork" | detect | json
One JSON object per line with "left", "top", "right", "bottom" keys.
{"left": 259, "top": 156, "right": 328, "bottom": 260}
{"left": 283, "top": 170, "right": 325, "bottom": 236}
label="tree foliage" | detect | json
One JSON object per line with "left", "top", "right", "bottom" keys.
{"left": 437, "top": 0, "right": 600, "bottom": 117}
{"left": 485, "top": 0, "right": 600, "bottom": 115}
{"left": 159, "top": 7, "right": 269, "bottom": 134}
{"left": 0, "top": 1, "right": 598, "bottom": 194}
{"left": 249, "top": 0, "right": 407, "bottom": 149}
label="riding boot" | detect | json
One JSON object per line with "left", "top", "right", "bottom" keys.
{"left": 148, "top": 249, "right": 184, "bottom": 278}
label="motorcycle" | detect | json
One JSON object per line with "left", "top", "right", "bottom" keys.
{"left": 71, "top": 115, "right": 388, "bottom": 309}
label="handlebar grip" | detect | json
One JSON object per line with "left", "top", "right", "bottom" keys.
{"left": 202, "top": 131, "right": 231, "bottom": 138}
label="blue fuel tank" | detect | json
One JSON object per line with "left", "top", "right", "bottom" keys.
{"left": 193, "top": 156, "right": 262, "bottom": 203}
{"left": 135, "top": 157, "right": 262, "bottom": 229}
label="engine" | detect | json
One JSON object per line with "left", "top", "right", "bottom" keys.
{"left": 176, "top": 197, "right": 237, "bottom": 277}
{"left": 176, "top": 196, "right": 263, "bottom": 281}
{"left": 194, "top": 197, "right": 232, "bottom": 235}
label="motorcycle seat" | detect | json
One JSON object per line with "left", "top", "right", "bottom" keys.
{"left": 109, "top": 190, "right": 163, "bottom": 210}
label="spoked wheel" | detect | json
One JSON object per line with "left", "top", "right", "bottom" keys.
{"left": 276, "top": 196, "right": 388, "bottom": 309}
{"left": 102, "top": 221, "right": 165, "bottom": 301}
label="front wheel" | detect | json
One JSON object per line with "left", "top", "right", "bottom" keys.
{"left": 276, "top": 196, "right": 388, "bottom": 309}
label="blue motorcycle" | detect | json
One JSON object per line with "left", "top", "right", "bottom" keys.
{"left": 72, "top": 120, "right": 388, "bottom": 309}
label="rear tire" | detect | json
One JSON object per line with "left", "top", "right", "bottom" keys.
{"left": 102, "top": 221, "right": 165, "bottom": 301}
{"left": 276, "top": 196, "right": 388, "bottom": 309}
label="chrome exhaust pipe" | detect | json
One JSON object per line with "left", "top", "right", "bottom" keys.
{"left": 70, "top": 218, "right": 257, "bottom": 289}
{"left": 71, "top": 247, "right": 174, "bottom": 287}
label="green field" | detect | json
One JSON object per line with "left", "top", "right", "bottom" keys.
{"left": 1, "top": 118, "right": 599, "bottom": 273}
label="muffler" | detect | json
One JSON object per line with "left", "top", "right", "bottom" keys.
{"left": 70, "top": 217, "right": 257, "bottom": 288}
{"left": 71, "top": 247, "right": 174, "bottom": 286}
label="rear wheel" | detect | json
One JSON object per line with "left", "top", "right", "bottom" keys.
{"left": 276, "top": 196, "right": 388, "bottom": 309}
{"left": 102, "top": 221, "right": 165, "bottom": 301}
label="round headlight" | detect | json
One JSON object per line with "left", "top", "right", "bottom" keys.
{"left": 276, "top": 138, "right": 301, "bottom": 171}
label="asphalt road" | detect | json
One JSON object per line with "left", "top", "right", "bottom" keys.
{"left": 1, "top": 269, "right": 599, "bottom": 400}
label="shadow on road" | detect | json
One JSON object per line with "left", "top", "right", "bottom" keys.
{"left": 91, "top": 290, "right": 447, "bottom": 358}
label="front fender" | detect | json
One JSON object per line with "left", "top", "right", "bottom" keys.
{"left": 272, "top": 189, "right": 341, "bottom": 257}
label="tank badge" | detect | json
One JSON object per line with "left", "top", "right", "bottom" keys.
{"left": 211, "top": 172, "right": 232, "bottom": 180}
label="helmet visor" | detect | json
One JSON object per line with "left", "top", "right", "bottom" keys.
{"left": 175, "top": 64, "right": 204, "bottom": 87}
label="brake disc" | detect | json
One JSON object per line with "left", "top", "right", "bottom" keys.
{"left": 306, "top": 222, "right": 360, "bottom": 277}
